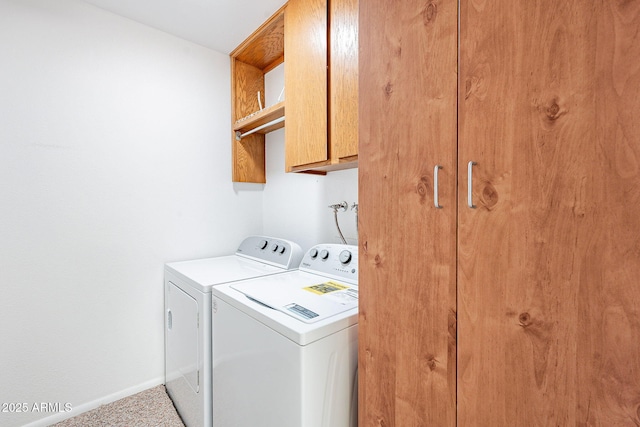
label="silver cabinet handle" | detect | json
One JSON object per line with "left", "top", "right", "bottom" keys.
{"left": 434, "top": 165, "right": 443, "bottom": 209}
{"left": 467, "top": 161, "right": 477, "bottom": 209}
{"left": 167, "top": 309, "right": 172, "bottom": 330}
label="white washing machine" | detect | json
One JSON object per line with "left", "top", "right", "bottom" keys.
{"left": 164, "top": 236, "right": 303, "bottom": 427}
{"left": 212, "top": 243, "right": 359, "bottom": 427}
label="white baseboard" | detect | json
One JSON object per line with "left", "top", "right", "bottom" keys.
{"left": 22, "top": 376, "right": 165, "bottom": 427}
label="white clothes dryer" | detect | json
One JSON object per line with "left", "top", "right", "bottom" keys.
{"left": 212, "top": 243, "right": 359, "bottom": 427}
{"left": 164, "top": 236, "right": 303, "bottom": 427}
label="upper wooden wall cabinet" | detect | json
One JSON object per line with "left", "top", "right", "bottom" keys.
{"left": 285, "top": 0, "right": 359, "bottom": 173}
{"left": 231, "top": 6, "right": 285, "bottom": 183}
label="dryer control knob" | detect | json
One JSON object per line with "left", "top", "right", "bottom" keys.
{"left": 271, "top": 244, "right": 279, "bottom": 252}
{"left": 320, "top": 249, "right": 330, "bottom": 260}
{"left": 339, "top": 250, "right": 352, "bottom": 264}
{"left": 259, "top": 240, "right": 268, "bottom": 250}
{"left": 278, "top": 246, "right": 286, "bottom": 254}
{"left": 310, "top": 248, "right": 319, "bottom": 259}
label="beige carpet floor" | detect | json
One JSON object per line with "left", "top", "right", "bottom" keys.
{"left": 51, "top": 385, "right": 184, "bottom": 427}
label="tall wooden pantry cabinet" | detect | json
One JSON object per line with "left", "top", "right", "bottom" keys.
{"left": 358, "top": 1, "right": 640, "bottom": 426}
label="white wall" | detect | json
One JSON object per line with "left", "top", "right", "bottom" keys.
{"left": 262, "top": 64, "right": 358, "bottom": 252}
{"left": 0, "top": 1, "right": 263, "bottom": 426}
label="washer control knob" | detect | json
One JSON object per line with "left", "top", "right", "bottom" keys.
{"left": 310, "top": 248, "right": 319, "bottom": 259}
{"left": 339, "top": 250, "right": 352, "bottom": 264}
{"left": 271, "top": 244, "right": 279, "bottom": 252}
{"left": 259, "top": 240, "right": 268, "bottom": 250}
{"left": 278, "top": 246, "right": 286, "bottom": 254}
{"left": 320, "top": 249, "right": 330, "bottom": 260}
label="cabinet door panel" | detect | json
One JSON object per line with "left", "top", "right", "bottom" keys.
{"left": 358, "top": 1, "right": 458, "bottom": 426}
{"left": 284, "top": 0, "right": 328, "bottom": 170}
{"left": 329, "top": 0, "right": 358, "bottom": 161}
{"left": 458, "top": 1, "right": 640, "bottom": 425}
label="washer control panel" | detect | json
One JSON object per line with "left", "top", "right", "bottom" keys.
{"left": 299, "top": 244, "right": 358, "bottom": 284}
{"left": 235, "top": 235, "right": 303, "bottom": 269}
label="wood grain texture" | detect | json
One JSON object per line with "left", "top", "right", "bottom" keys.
{"left": 231, "top": 133, "right": 266, "bottom": 183}
{"left": 232, "top": 6, "right": 285, "bottom": 72}
{"left": 232, "top": 61, "right": 264, "bottom": 121}
{"left": 458, "top": 0, "right": 640, "bottom": 425}
{"left": 230, "top": 7, "right": 285, "bottom": 183}
{"left": 233, "top": 102, "right": 285, "bottom": 134}
{"left": 231, "top": 60, "right": 266, "bottom": 182}
{"left": 329, "top": 0, "right": 358, "bottom": 162}
{"left": 284, "top": 0, "right": 328, "bottom": 171}
{"left": 358, "top": 0, "right": 458, "bottom": 426}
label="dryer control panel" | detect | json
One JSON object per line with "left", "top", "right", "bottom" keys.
{"left": 299, "top": 244, "right": 358, "bottom": 285}
{"left": 235, "top": 235, "right": 304, "bottom": 269}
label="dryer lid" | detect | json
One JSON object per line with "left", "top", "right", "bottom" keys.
{"left": 165, "top": 255, "right": 288, "bottom": 292}
{"left": 230, "top": 279, "right": 358, "bottom": 324}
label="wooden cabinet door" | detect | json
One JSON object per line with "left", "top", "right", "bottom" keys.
{"left": 284, "top": 0, "right": 328, "bottom": 171}
{"left": 329, "top": 0, "right": 358, "bottom": 163}
{"left": 458, "top": 0, "right": 640, "bottom": 425}
{"left": 358, "top": 1, "right": 458, "bottom": 426}
{"left": 285, "top": 0, "right": 359, "bottom": 173}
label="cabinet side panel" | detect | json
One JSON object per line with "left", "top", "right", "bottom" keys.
{"left": 358, "top": 0, "right": 458, "bottom": 426}
{"left": 458, "top": 0, "right": 640, "bottom": 425}
{"left": 232, "top": 60, "right": 264, "bottom": 121}
{"left": 233, "top": 133, "right": 266, "bottom": 184}
{"left": 284, "top": 0, "right": 328, "bottom": 170}
{"left": 329, "top": 0, "right": 358, "bottom": 162}
{"left": 232, "top": 60, "right": 266, "bottom": 182}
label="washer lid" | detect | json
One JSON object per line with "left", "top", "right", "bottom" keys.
{"left": 230, "top": 278, "right": 358, "bottom": 324}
